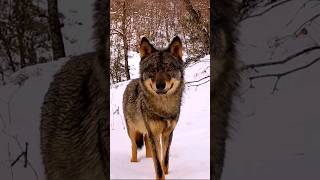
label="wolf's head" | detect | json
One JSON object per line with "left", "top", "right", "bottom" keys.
{"left": 139, "top": 36, "right": 184, "bottom": 96}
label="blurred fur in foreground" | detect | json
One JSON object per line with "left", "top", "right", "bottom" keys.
{"left": 40, "top": 0, "right": 109, "bottom": 179}
{"left": 212, "top": 0, "right": 241, "bottom": 179}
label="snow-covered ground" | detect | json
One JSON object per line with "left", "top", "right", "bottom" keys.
{"left": 110, "top": 52, "right": 210, "bottom": 179}
{"left": 0, "top": 59, "right": 68, "bottom": 180}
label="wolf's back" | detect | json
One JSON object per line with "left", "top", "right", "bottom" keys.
{"left": 40, "top": 53, "right": 108, "bottom": 180}
{"left": 212, "top": 0, "right": 240, "bottom": 179}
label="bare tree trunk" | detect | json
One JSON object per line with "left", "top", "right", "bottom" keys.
{"left": 6, "top": 47, "right": 15, "bottom": 72}
{"left": 0, "top": 32, "right": 16, "bottom": 72}
{"left": 13, "top": 0, "right": 27, "bottom": 68}
{"left": 121, "top": 1, "right": 130, "bottom": 80}
{"left": 48, "top": 0, "right": 65, "bottom": 60}
{"left": 27, "top": 38, "right": 38, "bottom": 65}
{"left": 17, "top": 27, "right": 26, "bottom": 68}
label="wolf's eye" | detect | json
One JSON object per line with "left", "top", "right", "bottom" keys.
{"left": 148, "top": 73, "right": 155, "bottom": 79}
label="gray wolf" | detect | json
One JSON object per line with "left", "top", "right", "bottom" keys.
{"left": 123, "top": 36, "right": 184, "bottom": 180}
{"left": 212, "top": 0, "right": 241, "bottom": 179}
{"left": 40, "top": 0, "right": 109, "bottom": 179}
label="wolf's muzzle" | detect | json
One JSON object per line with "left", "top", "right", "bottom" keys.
{"left": 156, "top": 81, "right": 166, "bottom": 91}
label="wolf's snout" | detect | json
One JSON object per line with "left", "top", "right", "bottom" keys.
{"left": 156, "top": 81, "right": 166, "bottom": 90}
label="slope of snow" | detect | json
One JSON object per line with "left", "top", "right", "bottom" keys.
{"left": 0, "top": 59, "right": 68, "bottom": 180}
{"left": 110, "top": 55, "right": 210, "bottom": 179}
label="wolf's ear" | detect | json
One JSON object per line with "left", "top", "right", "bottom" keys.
{"left": 140, "top": 37, "right": 156, "bottom": 60}
{"left": 167, "top": 36, "right": 183, "bottom": 60}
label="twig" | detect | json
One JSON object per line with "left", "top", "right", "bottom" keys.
{"left": 1, "top": 128, "right": 39, "bottom": 179}
{"left": 10, "top": 142, "right": 28, "bottom": 168}
{"left": 241, "top": 0, "right": 294, "bottom": 21}
{"left": 286, "top": 0, "right": 317, "bottom": 27}
{"left": 249, "top": 57, "right": 320, "bottom": 93}
{"left": 241, "top": 46, "right": 320, "bottom": 71}
{"left": 8, "top": 143, "right": 13, "bottom": 180}
{"left": 10, "top": 152, "right": 24, "bottom": 167}
{"left": 0, "top": 113, "right": 6, "bottom": 129}
{"left": 294, "top": 12, "right": 320, "bottom": 35}
{"left": 24, "top": 142, "right": 28, "bottom": 168}
{"left": 187, "top": 80, "right": 210, "bottom": 87}
{"left": 185, "top": 75, "right": 210, "bottom": 84}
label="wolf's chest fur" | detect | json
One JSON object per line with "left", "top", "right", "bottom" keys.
{"left": 123, "top": 79, "right": 182, "bottom": 134}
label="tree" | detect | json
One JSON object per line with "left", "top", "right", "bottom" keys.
{"left": 0, "top": 0, "right": 50, "bottom": 82}
{"left": 47, "top": 0, "right": 65, "bottom": 60}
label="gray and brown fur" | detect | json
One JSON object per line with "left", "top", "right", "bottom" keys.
{"left": 40, "top": 0, "right": 109, "bottom": 180}
{"left": 123, "top": 36, "right": 184, "bottom": 179}
{"left": 212, "top": 0, "right": 241, "bottom": 180}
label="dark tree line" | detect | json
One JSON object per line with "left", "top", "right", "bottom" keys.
{"left": 0, "top": 0, "right": 65, "bottom": 84}
{"left": 110, "top": 0, "right": 209, "bottom": 83}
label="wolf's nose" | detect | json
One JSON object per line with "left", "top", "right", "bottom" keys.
{"left": 156, "top": 81, "right": 166, "bottom": 90}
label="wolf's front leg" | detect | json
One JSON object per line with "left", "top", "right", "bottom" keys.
{"left": 144, "top": 134, "right": 152, "bottom": 158}
{"left": 128, "top": 128, "right": 139, "bottom": 162}
{"left": 148, "top": 133, "right": 165, "bottom": 180}
{"left": 162, "top": 130, "right": 173, "bottom": 175}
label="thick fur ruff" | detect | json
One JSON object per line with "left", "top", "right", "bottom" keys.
{"left": 40, "top": 1, "right": 109, "bottom": 180}
{"left": 212, "top": 0, "right": 241, "bottom": 180}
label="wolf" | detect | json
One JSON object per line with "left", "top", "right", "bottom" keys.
{"left": 123, "top": 36, "right": 184, "bottom": 180}
{"left": 212, "top": 0, "right": 241, "bottom": 180}
{"left": 40, "top": 0, "right": 109, "bottom": 180}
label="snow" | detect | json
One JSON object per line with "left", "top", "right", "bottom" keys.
{"left": 110, "top": 54, "right": 210, "bottom": 179}
{"left": 0, "top": 59, "right": 68, "bottom": 180}
{"left": 59, "top": 1, "right": 95, "bottom": 56}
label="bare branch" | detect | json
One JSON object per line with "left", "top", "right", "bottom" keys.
{"left": 294, "top": 12, "right": 320, "bottom": 35}
{"left": 249, "top": 57, "right": 320, "bottom": 93}
{"left": 241, "top": 0, "right": 295, "bottom": 21}
{"left": 241, "top": 46, "right": 320, "bottom": 71}
{"left": 10, "top": 142, "right": 28, "bottom": 168}
{"left": 8, "top": 143, "right": 13, "bottom": 180}
{"left": 185, "top": 75, "right": 210, "bottom": 84}
{"left": 286, "top": 0, "right": 317, "bottom": 27}
{"left": 187, "top": 80, "right": 210, "bottom": 87}
{"left": 0, "top": 113, "right": 6, "bottom": 129}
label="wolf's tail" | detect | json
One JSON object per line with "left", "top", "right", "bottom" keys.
{"left": 136, "top": 133, "right": 144, "bottom": 149}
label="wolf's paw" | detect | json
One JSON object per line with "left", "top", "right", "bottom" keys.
{"left": 130, "top": 158, "right": 138, "bottom": 162}
{"left": 156, "top": 176, "right": 165, "bottom": 180}
{"left": 163, "top": 166, "right": 169, "bottom": 174}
